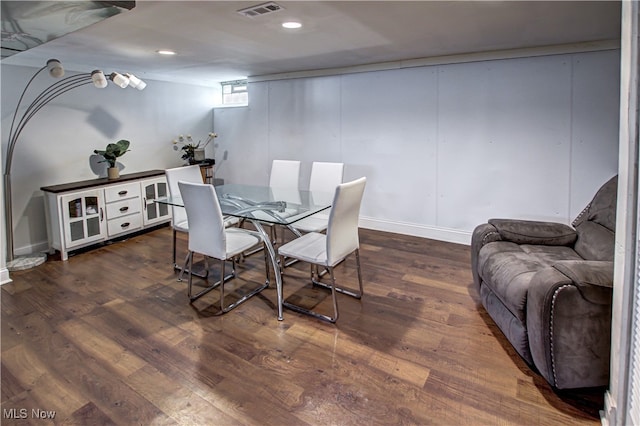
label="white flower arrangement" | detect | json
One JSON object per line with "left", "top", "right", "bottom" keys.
{"left": 172, "top": 132, "right": 217, "bottom": 163}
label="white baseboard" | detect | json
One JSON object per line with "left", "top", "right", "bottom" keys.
{"left": 1, "top": 268, "right": 12, "bottom": 285}
{"left": 2, "top": 240, "right": 50, "bottom": 285}
{"left": 359, "top": 216, "right": 472, "bottom": 245}
{"left": 14, "top": 240, "right": 50, "bottom": 257}
{"left": 601, "top": 390, "right": 616, "bottom": 426}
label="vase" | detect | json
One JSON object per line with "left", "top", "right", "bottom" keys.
{"left": 108, "top": 167, "right": 120, "bottom": 179}
{"left": 194, "top": 148, "right": 205, "bottom": 162}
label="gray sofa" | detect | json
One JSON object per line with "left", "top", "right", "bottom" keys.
{"left": 471, "top": 175, "right": 617, "bottom": 389}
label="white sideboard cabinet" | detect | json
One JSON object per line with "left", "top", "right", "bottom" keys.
{"left": 41, "top": 170, "right": 171, "bottom": 261}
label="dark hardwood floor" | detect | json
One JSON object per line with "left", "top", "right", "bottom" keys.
{"left": 1, "top": 226, "right": 603, "bottom": 425}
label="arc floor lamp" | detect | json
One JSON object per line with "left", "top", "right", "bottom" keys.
{"left": 4, "top": 59, "right": 146, "bottom": 271}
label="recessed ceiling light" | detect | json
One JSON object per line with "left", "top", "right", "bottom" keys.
{"left": 157, "top": 49, "right": 176, "bottom": 55}
{"left": 282, "top": 21, "right": 301, "bottom": 29}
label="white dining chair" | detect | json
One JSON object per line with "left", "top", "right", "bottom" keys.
{"left": 165, "top": 165, "right": 204, "bottom": 275}
{"left": 269, "top": 159, "right": 301, "bottom": 188}
{"left": 277, "top": 176, "right": 366, "bottom": 323}
{"left": 244, "top": 159, "right": 301, "bottom": 250}
{"left": 166, "top": 165, "right": 239, "bottom": 278}
{"left": 178, "top": 181, "right": 270, "bottom": 311}
{"left": 291, "top": 161, "right": 344, "bottom": 233}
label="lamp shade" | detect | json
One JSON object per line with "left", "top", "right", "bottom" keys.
{"left": 91, "top": 70, "right": 108, "bottom": 88}
{"left": 46, "top": 59, "right": 64, "bottom": 78}
{"left": 125, "top": 73, "right": 146, "bottom": 90}
{"left": 109, "top": 72, "right": 129, "bottom": 88}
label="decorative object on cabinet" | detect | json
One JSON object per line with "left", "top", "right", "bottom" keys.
{"left": 94, "top": 139, "right": 131, "bottom": 179}
{"left": 172, "top": 133, "right": 217, "bottom": 164}
{"left": 3, "top": 58, "right": 146, "bottom": 271}
{"left": 40, "top": 170, "right": 171, "bottom": 261}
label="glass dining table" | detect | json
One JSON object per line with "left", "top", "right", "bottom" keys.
{"left": 156, "top": 183, "right": 334, "bottom": 320}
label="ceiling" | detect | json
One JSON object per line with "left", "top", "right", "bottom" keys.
{"left": 1, "top": 1, "right": 622, "bottom": 87}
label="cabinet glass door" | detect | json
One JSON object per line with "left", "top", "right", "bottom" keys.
{"left": 144, "top": 183, "right": 158, "bottom": 220}
{"left": 142, "top": 178, "right": 171, "bottom": 226}
{"left": 156, "top": 182, "right": 169, "bottom": 217}
{"left": 62, "top": 191, "right": 105, "bottom": 248}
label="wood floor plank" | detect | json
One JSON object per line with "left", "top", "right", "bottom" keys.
{"left": 127, "top": 365, "right": 241, "bottom": 425}
{"left": 1, "top": 226, "right": 602, "bottom": 425}
{"left": 57, "top": 319, "right": 147, "bottom": 377}
{"left": 1, "top": 343, "right": 88, "bottom": 420}
{"left": 60, "top": 402, "right": 117, "bottom": 426}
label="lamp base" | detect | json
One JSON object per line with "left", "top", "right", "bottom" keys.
{"left": 7, "top": 253, "right": 47, "bottom": 271}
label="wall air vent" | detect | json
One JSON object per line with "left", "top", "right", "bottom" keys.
{"left": 237, "top": 2, "right": 283, "bottom": 18}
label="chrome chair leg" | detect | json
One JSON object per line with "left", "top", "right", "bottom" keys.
{"left": 220, "top": 259, "right": 226, "bottom": 312}
{"left": 282, "top": 264, "right": 339, "bottom": 323}
{"left": 218, "top": 255, "right": 270, "bottom": 314}
{"left": 187, "top": 254, "right": 233, "bottom": 302}
{"left": 282, "top": 249, "right": 363, "bottom": 321}
{"left": 355, "top": 249, "right": 364, "bottom": 297}
{"left": 188, "top": 251, "right": 270, "bottom": 313}
{"left": 178, "top": 251, "right": 189, "bottom": 282}
{"left": 310, "top": 252, "right": 363, "bottom": 299}
{"left": 175, "top": 233, "right": 208, "bottom": 281}
{"left": 172, "top": 229, "right": 178, "bottom": 268}
{"left": 178, "top": 251, "right": 209, "bottom": 281}
{"left": 187, "top": 252, "right": 194, "bottom": 299}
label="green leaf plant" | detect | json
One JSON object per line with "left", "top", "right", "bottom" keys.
{"left": 94, "top": 139, "right": 130, "bottom": 168}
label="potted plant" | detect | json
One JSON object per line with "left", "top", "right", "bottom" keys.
{"left": 94, "top": 139, "right": 130, "bottom": 179}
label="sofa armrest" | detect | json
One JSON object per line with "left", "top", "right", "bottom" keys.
{"left": 526, "top": 262, "right": 613, "bottom": 389}
{"left": 470, "top": 223, "right": 503, "bottom": 290}
{"left": 488, "top": 218, "right": 577, "bottom": 246}
{"left": 552, "top": 260, "right": 613, "bottom": 300}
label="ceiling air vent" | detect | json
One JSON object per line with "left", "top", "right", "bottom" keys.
{"left": 237, "top": 2, "right": 283, "bottom": 18}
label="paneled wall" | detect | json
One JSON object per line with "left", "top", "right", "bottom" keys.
{"left": 213, "top": 50, "right": 620, "bottom": 244}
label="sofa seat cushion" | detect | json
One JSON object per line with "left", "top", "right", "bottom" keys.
{"left": 478, "top": 241, "right": 583, "bottom": 321}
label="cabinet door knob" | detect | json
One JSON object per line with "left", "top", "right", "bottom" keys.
{"left": 121, "top": 222, "right": 130, "bottom": 228}
{"left": 100, "top": 208, "right": 104, "bottom": 221}
{"left": 119, "top": 206, "right": 129, "bottom": 212}
{"left": 118, "top": 190, "right": 128, "bottom": 196}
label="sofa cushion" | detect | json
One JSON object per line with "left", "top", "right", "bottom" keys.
{"left": 573, "top": 221, "right": 615, "bottom": 261}
{"left": 552, "top": 260, "right": 614, "bottom": 304}
{"left": 572, "top": 175, "right": 617, "bottom": 231}
{"left": 488, "top": 219, "right": 577, "bottom": 246}
{"left": 478, "top": 241, "right": 582, "bottom": 322}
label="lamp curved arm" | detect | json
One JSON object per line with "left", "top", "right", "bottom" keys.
{"left": 5, "top": 75, "right": 92, "bottom": 175}
{"left": 6, "top": 65, "right": 47, "bottom": 155}
{"left": 11, "top": 74, "right": 90, "bottom": 144}
{"left": 22, "top": 74, "right": 90, "bottom": 126}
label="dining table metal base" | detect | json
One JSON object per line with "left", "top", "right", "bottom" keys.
{"left": 247, "top": 219, "right": 285, "bottom": 320}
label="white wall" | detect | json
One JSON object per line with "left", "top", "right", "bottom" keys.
{"left": 1, "top": 49, "right": 621, "bottom": 265}
{"left": 1, "top": 63, "right": 216, "bottom": 261}
{"left": 213, "top": 50, "right": 620, "bottom": 244}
